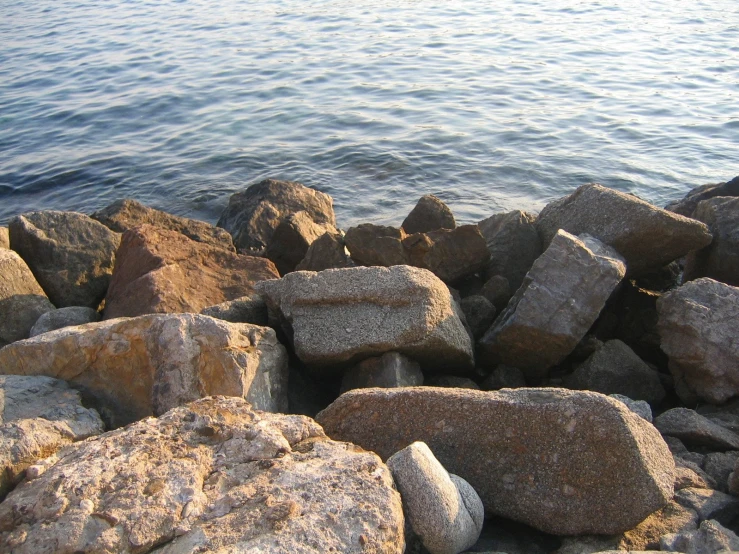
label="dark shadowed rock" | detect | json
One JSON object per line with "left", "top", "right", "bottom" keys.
{"left": 317, "top": 387, "right": 674, "bottom": 536}
{"left": 91, "top": 198, "right": 235, "bottom": 251}
{"left": 199, "top": 293, "right": 268, "bottom": 326}
{"left": 29, "top": 306, "right": 100, "bottom": 337}
{"left": 673, "top": 488, "right": 739, "bottom": 525}
{"left": 683, "top": 196, "right": 739, "bottom": 286}
{"left": 480, "top": 274, "right": 512, "bottom": 312}
{"left": 341, "top": 352, "right": 423, "bottom": 393}
{"left": 459, "top": 295, "right": 496, "bottom": 339}
{"left": 9, "top": 210, "right": 121, "bottom": 308}
{"left": 344, "top": 224, "right": 408, "bottom": 266}
{"left": 0, "top": 227, "right": 8, "bottom": 250}
{"left": 665, "top": 175, "right": 739, "bottom": 217}
{"left": 425, "top": 376, "right": 480, "bottom": 390}
{"left": 481, "top": 365, "right": 527, "bottom": 390}
{"left": 536, "top": 184, "right": 713, "bottom": 275}
{"left": 657, "top": 278, "right": 739, "bottom": 405}
{"left": 295, "top": 230, "right": 354, "bottom": 271}
{"left": 0, "top": 396, "right": 405, "bottom": 554}
{"left": 479, "top": 231, "right": 625, "bottom": 381}
{"left": 256, "top": 266, "right": 474, "bottom": 374}
{"left": 654, "top": 408, "right": 739, "bottom": 451}
{"left": 401, "top": 195, "right": 456, "bottom": 235}
{"left": 703, "top": 452, "right": 739, "bottom": 493}
{"left": 264, "top": 210, "right": 338, "bottom": 275}
{"left": 478, "top": 210, "right": 541, "bottom": 292}
{"left": 216, "top": 179, "right": 336, "bottom": 254}
{"left": 103, "top": 225, "right": 278, "bottom": 319}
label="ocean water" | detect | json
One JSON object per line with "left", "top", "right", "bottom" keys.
{"left": 1, "top": 0, "right": 737, "bottom": 228}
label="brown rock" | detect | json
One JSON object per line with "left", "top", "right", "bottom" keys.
{"left": 401, "top": 195, "right": 456, "bottom": 234}
{"left": 295, "top": 230, "right": 354, "bottom": 272}
{"left": 264, "top": 211, "right": 338, "bottom": 275}
{"left": 344, "top": 224, "right": 408, "bottom": 267}
{"left": 103, "top": 225, "right": 278, "bottom": 319}
{"left": 619, "top": 500, "right": 699, "bottom": 551}
{"left": 199, "top": 293, "right": 268, "bottom": 326}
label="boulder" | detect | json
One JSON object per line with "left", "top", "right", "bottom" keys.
{"left": 674, "top": 463, "right": 714, "bottom": 491}
{"left": 401, "top": 195, "right": 456, "bottom": 235}
{"left": 536, "top": 184, "right": 713, "bottom": 275}
{"left": 673, "top": 488, "right": 739, "bottom": 524}
{"left": 317, "top": 387, "right": 675, "bottom": 535}
{"left": 0, "top": 227, "right": 8, "bottom": 249}
{"left": 295, "top": 230, "right": 354, "bottom": 272}
{"left": 459, "top": 295, "right": 496, "bottom": 339}
{"left": 478, "top": 210, "right": 541, "bottom": 292}
{"left": 216, "top": 179, "right": 336, "bottom": 254}
{"left": 479, "top": 231, "right": 625, "bottom": 381}
{"left": 609, "top": 394, "right": 653, "bottom": 423}
{"left": 341, "top": 352, "right": 423, "bottom": 393}
{"left": 665, "top": 175, "right": 739, "bottom": 217}
{"left": 564, "top": 340, "right": 665, "bottom": 406}
{"left": 343, "top": 224, "right": 408, "bottom": 267}
{"left": 8, "top": 210, "right": 121, "bottom": 308}
{"left": 703, "top": 452, "right": 739, "bottom": 493}
{"left": 29, "top": 306, "right": 100, "bottom": 337}
{"left": 103, "top": 225, "right": 278, "bottom": 319}
{"left": 199, "top": 294, "right": 268, "bottom": 326}
{"left": 255, "top": 266, "right": 474, "bottom": 374}
{"left": 91, "top": 198, "right": 235, "bottom": 251}
{"left": 0, "top": 396, "right": 405, "bottom": 554}
{"left": 657, "top": 278, "right": 739, "bottom": 404}
{"left": 264, "top": 211, "right": 338, "bottom": 275}
{"left": 683, "top": 196, "right": 739, "bottom": 286}
{"left": 0, "top": 314, "right": 288, "bottom": 428}
{"left": 654, "top": 408, "right": 739, "bottom": 451}
{"left": 661, "top": 519, "right": 739, "bottom": 553}
{"left": 387, "top": 442, "right": 482, "bottom": 554}
{"left": 0, "top": 249, "right": 55, "bottom": 345}
{"left": 0, "top": 375, "right": 104, "bottom": 499}
{"left": 480, "top": 274, "right": 512, "bottom": 311}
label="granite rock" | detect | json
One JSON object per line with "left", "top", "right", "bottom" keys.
{"left": 673, "top": 487, "right": 739, "bottom": 525}
{"left": 295, "top": 230, "right": 354, "bottom": 272}
{"left": 402, "top": 195, "right": 456, "bottom": 235}
{"left": 341, "top": 352, "right": 423, "bottom": 393}
{"left": 665, "top": 175, "right": 739, "bottom": 217}
{"left": 264, "top": 211, "right": 339, "bottom": 275}
{"left": 609, "top": 394, "right": 653, "bottom": 423}
{"left": 703, "top": 452, "right": 739, "bottom": 494}
{"left": 654, "top": 408, "right": 739, "bottom": 451}
{"left": 459, "top": 295, "right": 496, "bottom": 340}
{"left": 480, "top": 274, "right": 512, "bottom": 311}
{"left": 199, "top": 294, "right": 268, "bottom": 326}
{"left": 29, "top": 306, "right": 100, "bottom": 337}
{"left": 661, "top": 519, "right": 739, "bottom": 553}
{"left": 0, "top": 227, "right": 8, "bottom": 249}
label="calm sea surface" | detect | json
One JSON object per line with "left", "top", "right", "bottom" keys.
{"left": 1, "top": 0, "right": 737, "bottom": 228}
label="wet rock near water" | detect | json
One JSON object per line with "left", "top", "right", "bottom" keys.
{"left": 29, "top": 306, "right": 100, "bottom": 337}
{"left": 401, "top": 194, "right": 456, "bottom": 235}
{"left": 665, "top": 175, "right": 739, "bottom": 217}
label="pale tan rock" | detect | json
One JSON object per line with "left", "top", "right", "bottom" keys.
{"left": 0, "top": 396, "right": 405, "bottom": 554}
{"left": 0, "top": 314, "right": 288, "bottom": 428}
{"left": 0, "top": 227, "right": 8, "bottom": 249}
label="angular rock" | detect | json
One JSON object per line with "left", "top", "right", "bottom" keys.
{"left": 609, "top": 394, "right": 653, "bottom": 423}
{"left": 665, "top": 175, "right": 739, "bottom": 217}
{"left": 341, "top": 352, "right": 423, "bottom": 393}
{"left": 481, "top": 365, "right": 527, "bottom": 390}
{"left": 0, "top": 227, "right": 8, "bottom": 249}
{"left": 536, "top": 183, "right": 713, "bottom": 275}
{"left": 295, "top": 230, "right": 354, "bottom": 272}
{"left": 401, "top": 195, "right": 456, "bottom": 235}
{"left": 459, "top": 295, "right": 496, "bottom": 340}
{"left": 344, "top": 224, "right": 408, "bottom": 267}
{"left": 9, "top": 210, "right": 121, "bottom": 308}
{"left": 479, "top": 231, "right": 626, "bottom": 381}
{"left": 103, "top": 225, "right": 278, "bottom": 319}
{"left": 317, "top": 387, "right": 675, "bottom": 535}
{"left": 564, "top": 340, "right": 665, "bottom": 406}
{"left": 199, "top": 294, "right": 268, "bottom": 326}
{"left": 91, "top": 198, "right": 235, "bottom": 251}
{"left": 703, "top": 452, "right": 739, "bottom": 493}
{"left": 264, "top": 211, "right": 339, "bottom": 275}
{"left": 661, "top": 519, "right": 739, "bottom": 553}
{"left": 387, "top": 442, "right": 482, "bottom": 554}
{"left": 674, "top": 463, "right": 714, "bottom": 491}
{"left": 657, "top": 278, "right": 739, "bottom": 404}
{"left": 256, "top": 266, "right": 474, "bottom": 373}
{"left": 654, "top": 408, "right": 739, "bottom": 451}
{"left": 0, "top": 314, "right": 288, "bottom": 428}
{"left": 480, "top": 274, "right": 512, "bottom": 312}
{"left": 683, "top": 196, "right": 739, "bottom": 286}
{"left": 673, "top": 488, "right": 739, "bottom": 524}
{"left": 29, "top": 306, "right": 100, "bottom": 337}
{"left": 478, "top": 210, "right": 541, "bottom": 292}
{"left": 216, "top": 178, "right": 336, "bottom": 254}
{"left": 0, "top": 396, "right": 405, "bottom": 554}
{"left": 0, "top": 375, "right": 103, "bottom": 500}
{"left": 0, "top": 249, "right": 56, "bottom": 346}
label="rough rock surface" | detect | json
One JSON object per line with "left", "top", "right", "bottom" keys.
{"left": 8, "top": 210, "right": 121, "bottom": 308}
{"left": 478, "top": 210, "right": 541, "bottom": 292}
{"left": 0, "top": 314, "right": 288, "bottom": 428}
{"left": 654, "top": 408, "right": 739, "bottom": 451}
{"left": 665, "top": 175, "right": 739, "bottom": 217}
{"left": 0, "top": 227, "right": 8, "bottom": 249}
{"left": 216, "top": 179, "right": 336, "bottom": 253}
{"left": 0, "top": 375, "right": 104, "bottom": 498}
{"left": 683, "top": 196, "right": 739, "bottom": 286}
{"left": 295, "top": 231, "right": 354, "bottom": 272}
{"left": 657, "top": 278, "right": 739, "bottom": 405}
{"left": 343, "top": 224, "right": 408, "bottom": 267}
{"left": 341, "top": 352, "right": 423, "bottom": 393}
{"left": 200, "top": 294, "right": 268, "bottom": 326}
{"left": 673, "top": 487, "right": 739, "bottom": 524}
{"left": 479, "top": 231, "right": 626, "bottom": 381}
{"left": 256, "top": 266, "right": 474, "bottom": 373}
{"left": 564, "top": 340, "right": 665, "bottom": 406}
{"left": 91, "top": 198, "right": 235, "bottom": 251}
{"left": 401, "top": 195, "right": 456, "bottom": 235}
{"left": 317, "top": 387, "right": 674, "bottom": 536}
{"left": 703, "top": 452, "right": 739, "bottom": 493}
{"left": 459, "top": 295, "right": 496, "bottom": 340}
{"left": 0, "top": 249, "right": 56, "bottom": 346}
{"left": 264, "top": 211, "right": 339, "bottom": 275}
{"left": 609, "top": 394, "right": 653, "bottom": 423}
{"left": 387, "top": 442, "right": 482, "bottom": 554}
{"left": 29, "top": 307, "right": 100, "bottom": 337}
{"left": 0, "top": 396, "right": 405, "bottom": 554}
{"left": 104, "top": 225, "right": 279, "bottom": 319}
{"left": 536, "top": 183, "right": 713, "bottom": 275}
{"left": 661, "top": 519, "right": 739, "bottom": 553}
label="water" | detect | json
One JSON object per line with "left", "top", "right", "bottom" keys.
{"left": 1, "top": 0, "right": 737, "bottom": 228}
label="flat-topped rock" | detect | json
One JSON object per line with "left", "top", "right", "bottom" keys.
{"left": 402, "top": 194, "right": 456, "bottom": 235}
{"left": 0, "top": 313, "right": 288, "bottom": 428}
{"left": 317, "top": 387, "right": 674, "bottom": 535}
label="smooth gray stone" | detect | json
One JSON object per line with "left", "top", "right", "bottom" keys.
{"left": 29, "top": 306, "right": 100, "bottom": 337}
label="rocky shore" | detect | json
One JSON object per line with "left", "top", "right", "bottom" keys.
{"left": 1, "top": 175, "right": 739, "bottom": 553}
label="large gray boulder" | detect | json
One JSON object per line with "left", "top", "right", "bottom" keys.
{"left": 665, "top": 175, "right": 739, "bottom": 217}
{"left": 216, "top": 179, "right": 336, "bottom": 254}
{"left": 657, "top": 278, "right": 739, "bottom": 404}
{"left": 0, "top": 375, "right": 104, "bottom": 499}
{"left": 401, "top": 195, "right": 456, "bottom": 235}
{"left": 29, "top": 306, "right": 100, "bottom": 337}
{"left": 0, "top": 249, "right": 55, "bottom": 346}
{"left": 683, "top": 196, "right": 739, "bottom": 286}
{"left": 536, "top": 184, "right": 713, "bottom": 275}
{"left": 317, "top": 387, "right": 675, "bottom": 536}
{"left": 479, "top": 231, "right": 625, "bottom": 381}
{"left": 256, "top": 266, "right": 474, "bottom": 374}
{"left": 9, "top": 210, "right": 121, "bottom": 308}
{"left": 0, "top": 396, "right": 405, "bottom": 554}
{"left": 0, "top": 314, "right": 288, "bottom": 428}
{"left": 264, "top": 210, "right": 338, "bottom": 275}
